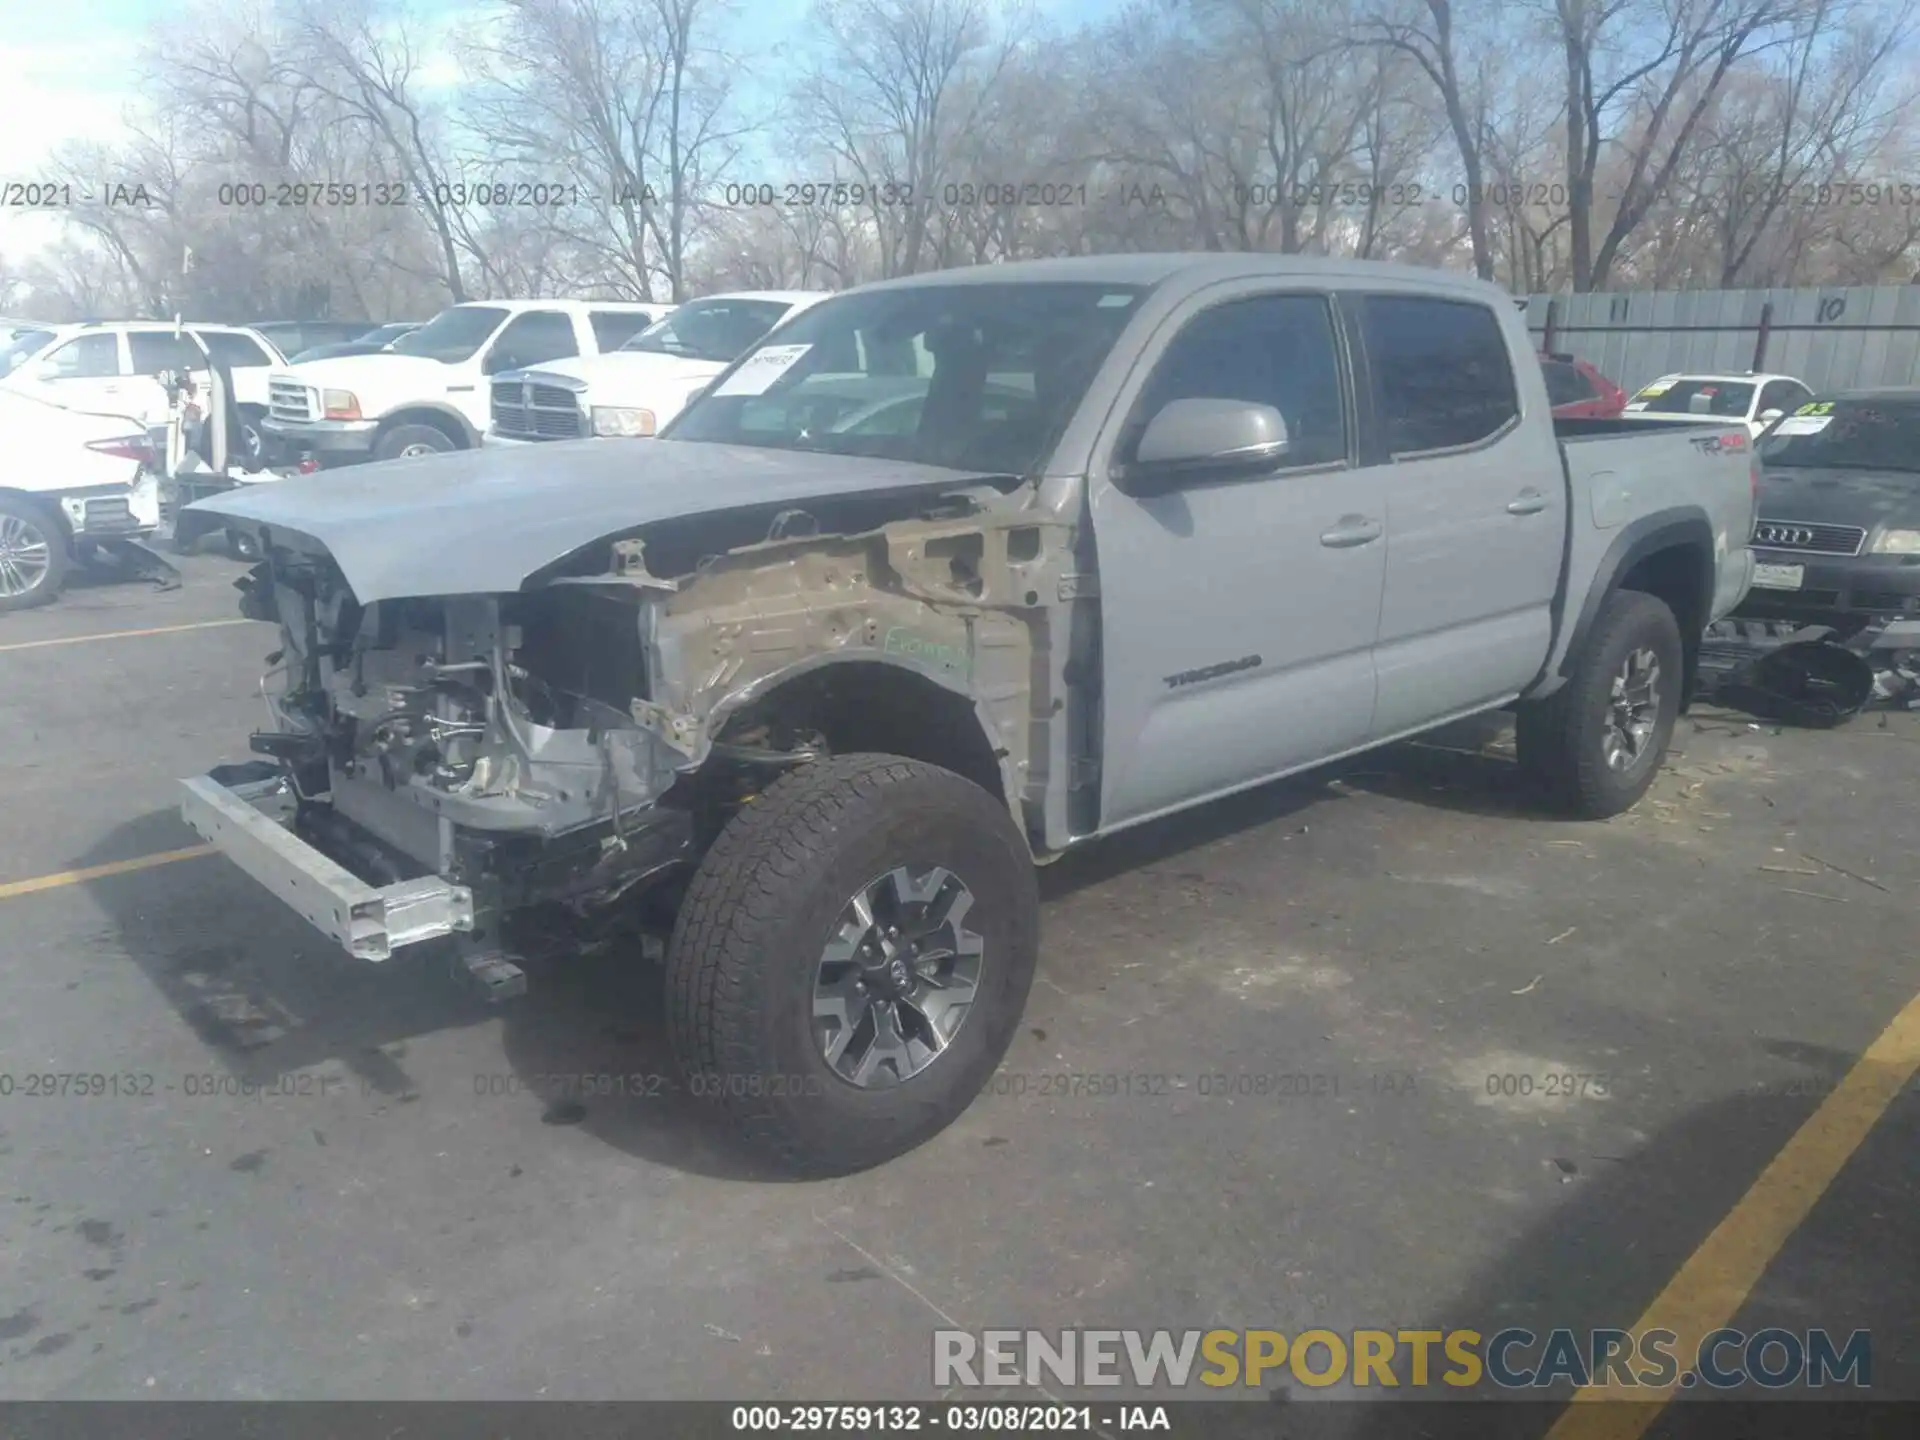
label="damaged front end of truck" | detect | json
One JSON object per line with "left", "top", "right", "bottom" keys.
{"left": 178, "top": 453, "right": 1079, "bottom": 999}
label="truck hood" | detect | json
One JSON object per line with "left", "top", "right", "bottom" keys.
{"left": 186, "top": 437, "right": 1006, "bottom": 603}
{"left": 518, "top": 349, "right": 723, "bottom": 400}
{"left": 275, "top": 354, "right": 471, "bottom": 404}
{"left": 1756, "top": 465, "right": 1920, "bottom": 528}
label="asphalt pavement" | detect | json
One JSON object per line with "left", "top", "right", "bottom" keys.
{"left": 0, "top": 553, "right": 1914, "bottom": 1425}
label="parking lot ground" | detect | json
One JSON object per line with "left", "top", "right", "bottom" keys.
{"left": 1, "top": 554, "right": 1916, "bottom": 1425}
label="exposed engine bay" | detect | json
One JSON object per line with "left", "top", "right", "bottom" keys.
{"left": 224, "top": 481, "right": 1081, "bottom": 936}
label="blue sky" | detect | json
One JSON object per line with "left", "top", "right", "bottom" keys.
{"left": 0, "top": 0, "right": 1129, "bottom": 269}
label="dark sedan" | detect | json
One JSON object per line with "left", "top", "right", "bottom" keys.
{"left": 1737, "top": 389, "right": 1920, "bottom": 634}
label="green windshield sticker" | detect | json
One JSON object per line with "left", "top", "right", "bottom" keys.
{"left": 1795, "top": 401, "right": 1834, "bottom": 416}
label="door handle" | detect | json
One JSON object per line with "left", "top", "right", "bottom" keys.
{"left": 1319, "top": 515, "right": 1383, "bottom": 548}
{"left": 1507, "top": 489, "right": 1547, "bottom": 515}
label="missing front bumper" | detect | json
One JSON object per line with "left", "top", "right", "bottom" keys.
{"left": 178, "top": 772, "right": 475, "bottom": 961}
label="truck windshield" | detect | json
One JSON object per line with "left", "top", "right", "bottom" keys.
{"left": 665, "top": 283, "right": 1146, "bottom": 475}
{"left": 1630, "top": 379, "right": 1755, "bottom": 416}
{"left": 388, "top": 306, "right": 509, "bottom": 363}
{"left": 1758, "top": 399, "right": 1920, "bottom": 474}
{"left": 0, "top": 328, "right": 56, "bottom": 377}
{"left": 620, "top": 298, "right": 794, "bottom": 363}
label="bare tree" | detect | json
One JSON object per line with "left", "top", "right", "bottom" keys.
{"left": 473, "top": 0, "right": 748, "bottom": 301}
{"left": 1361, "top": 0, "right": 1500, "bottom": 279}
{"left": 1549, "top": 0, "right": 1804, "bottom": 290}
{"left": 799, "top": 0, "right": 1023, "bottom": 277}
{"left": 290, "top": 0, "right": 491, "bottom": 300}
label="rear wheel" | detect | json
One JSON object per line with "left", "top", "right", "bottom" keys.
{"left": 665, "top": 754, "right": 1039, "bottom": 1176}
{"left": 1517, "top": 589, "right": 1682, "bottom": 818}
{"left": 0, "top": 498, "right": 68, "bottom": 613}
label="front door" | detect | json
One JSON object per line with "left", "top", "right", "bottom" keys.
{"left": 1092, "top": 288, "right": 1388, "bottom": 830}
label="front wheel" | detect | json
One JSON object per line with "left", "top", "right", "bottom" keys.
{"left": 665, "top": 754, "right": 1039, "bottom": 1176}
{"left": 372, "top": 423, "right": 458, "bottom": 462}
{"left": 1516, "top": 589, "right": 1683, "bottom": 819}
{"left": 0, "top": 497, "right": 69, "bottom": 613}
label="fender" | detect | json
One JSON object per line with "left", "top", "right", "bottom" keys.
{"left": 1526, "top": 508, "right": 1715, "bottom": 700}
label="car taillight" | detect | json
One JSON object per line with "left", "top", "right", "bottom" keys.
{"left": 87, "top": 436, "right": 156, "bottom": 466}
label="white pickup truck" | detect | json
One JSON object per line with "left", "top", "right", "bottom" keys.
{"left": 182, "top": 254, "right": 1758, "bottom": 1175}
{"left": 260, "top": 299, "right": 667, "bottom": 464}
{"left": 484, "top": 291, "right": 830, "bottom": 444}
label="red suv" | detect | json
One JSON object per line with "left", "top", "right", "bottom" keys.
{"left": 1540, "top": 352, "right": 1627, "bottom": 419}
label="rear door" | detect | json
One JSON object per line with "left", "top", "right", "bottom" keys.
{"left": 1356, "top": 292, "right": 1566, "bottom": 736}
{"left": 1092, "top": 285, "right": 1388, "bottom": 829}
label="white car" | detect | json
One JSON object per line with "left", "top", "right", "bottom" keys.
{"left": 261, "top": 299, "right": 669, "bottom": 464}
{"left": 0, "top": 388, "right": 160, "bottom": 611}
{"left": 0, "top": 321, "right": 288, "bottom": 450}
{"left": 484, "top": 291, "right": 832, "bottom": 445}
{"left": 1620, "top": 371, "right": 1815, "bottom": 438}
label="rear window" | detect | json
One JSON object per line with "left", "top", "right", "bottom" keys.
{"left": 1758, "top": 398, "right": 1920, "bottom": 474}
{"left": 1361, "top": 296, "right": 1519, "bottom": 453}
{"left": 1541, "top": 359, "right": 1596, "bottom": 406}
{"left": 1628, "top": 379, "right": 1755, "bottom": 416}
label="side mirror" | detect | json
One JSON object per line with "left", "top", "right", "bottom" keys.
{"left": 1758, "top": 408, "right": 1784, "bottom": 424}
{"left": 482, "top": 349, "right": 520, "bottom": 375}
{"left": 1122, "top": 398, "right": 1291, "bottom": 493}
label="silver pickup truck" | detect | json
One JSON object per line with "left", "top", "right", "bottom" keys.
{"left": 180, "top": 255, "right": 1756, "bottom": 1174}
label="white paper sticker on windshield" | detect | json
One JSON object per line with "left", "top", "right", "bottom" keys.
{"left": 1624, "top": 401, "right": 1648, "bottom": 411}
{"left": 1770, "top": 415, "right": 1832, "bottom": 436}
{"left": 714, "top": 343, "right": 813, "bottom": 397}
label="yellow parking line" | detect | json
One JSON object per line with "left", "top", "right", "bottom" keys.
{"left": 0, "top": 845, "right": 217, "bottom": 901}
{"left": 0, "top": 618, "right": 253, "bottom": 654}
{"left": 1547, "top": 987, "right": 1920, "bottom": 1439}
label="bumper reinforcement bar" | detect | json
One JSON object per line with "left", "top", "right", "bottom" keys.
{"left": 178, "top": 774, "right": 475, "bottom": 961}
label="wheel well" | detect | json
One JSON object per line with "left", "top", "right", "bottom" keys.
{"left": 1617, "top": 541, "right": 1709, "bottom": 700}
{"left": 378, "top": 408, "right": 472, "bottom": 448}
{"left": 719, "top": 662, "right": 1008, "bottom": 808}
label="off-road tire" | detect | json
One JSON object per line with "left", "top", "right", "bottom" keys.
{"left": 665, "top": 754, "right": 1039, "bottom": 1176}
{"left": 0, "top": 495, "right": 69, "bottom": 613}
{"left": 372, "top": 423, "right": 459, "bottom": 462}
{"left": 1516, "top": 589, "right": 1683, "bottom": 819}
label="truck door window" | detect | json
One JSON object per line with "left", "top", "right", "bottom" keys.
{"left": 1361, "top": 296, "right": 1518, "bottom": 455}
{"left": 1126, "top": 294, "right": 1348, "bottom": 470}
{"left": 42, "top": 332, "right": 120, "bottom": 379}
{"left": 589, "top": 310, "right": 656, "bottom": 351}
{"left": 196, "top": 331, "right": 272, "bottom": 368}
{"left": 129, "top": 332, "right": 203, "bottom": 375}
{"left": 490, "top": 311, "right": 578, "bottom": 370}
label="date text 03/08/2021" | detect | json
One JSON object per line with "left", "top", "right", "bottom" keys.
{"left": 729, "top": 1403, "right": 1166, "bottom": 1432}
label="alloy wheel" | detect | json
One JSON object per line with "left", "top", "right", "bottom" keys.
{"left": 0, "top": 514, "right": 52, "bottom": 599}
{"left": 1602, "top": 647, "right": 1662, "bottom": 771}
{"left": 812, "top": 865, "right": 985, "bottom": 1088}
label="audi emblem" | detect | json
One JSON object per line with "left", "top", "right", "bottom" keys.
{"left": 1755, "top": 524, "right": 1813, "bottom": 547}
